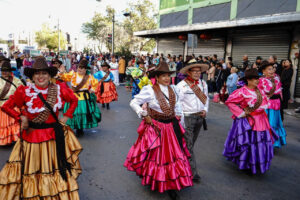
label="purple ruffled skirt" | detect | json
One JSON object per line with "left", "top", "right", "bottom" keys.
{"left": 223, "top": 117, "right": 278, "bottom": 174}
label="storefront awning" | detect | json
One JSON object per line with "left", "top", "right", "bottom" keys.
{"left": 134, "top": 12, "right": 300, "bottom": 38}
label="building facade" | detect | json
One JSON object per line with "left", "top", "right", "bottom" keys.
{"left": 135, "top": 0, "right": 300, "bottom": 102}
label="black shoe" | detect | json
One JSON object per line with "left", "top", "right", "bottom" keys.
{"left": 193, "top": 174, "right": 201, "bottom": 183}
{"left": 102, "top": 104, "right": 105, "bottom": 108}
{"left": 76, "top": 129, "right": 84, "bottom": 137}
{"left": 167, "top": 191, "right": 178, "bottom": 200}
{"left": 106, "top": 103, "right": 110, "bottom": 110}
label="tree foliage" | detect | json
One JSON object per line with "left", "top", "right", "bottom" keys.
{"left": 81, "top": 0, "right": 157, "bottom": 53}
{"left": 35, "top": 23, "right": 67, "bottom": 51}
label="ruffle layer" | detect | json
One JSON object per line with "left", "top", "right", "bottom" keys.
{"left": 64, "top": 93, "right": 101, "bottom": 129}
{"left": 0, "top": 108, "right": 20, "bottom": 145}
{"left": 223, "top": 117, "right": 279, "bottom": 174}
{"left": 95, "top": 81, "right": 118, "bottom": 104}
{"left": 265, "top": 109, "right": 287, "bottom": 148}
{"left": 0, "top": 126, "right": 82, "bottom": 200}
{"left": 124, "top": 120, "right": 193, "bottom": 193}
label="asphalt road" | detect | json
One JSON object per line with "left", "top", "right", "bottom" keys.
{"left": 0, "top": 87, "right": 299, "bottom": 200}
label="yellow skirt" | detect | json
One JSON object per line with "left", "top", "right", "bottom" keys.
{"left": 0, "top": 126, "right": 82, "bottom": 200}
{"left": 0, "top": 107, "right": 20, "bottom": 146}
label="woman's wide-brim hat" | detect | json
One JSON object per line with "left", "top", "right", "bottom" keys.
{"left": 240, "top": 68, "right": 260, "bottom": 82}
{"left": 24, "top": 56, "right": 58, "bottom": 79}
{"left": 1, "top": 61, "right": 15, "bottom": 72}
{"left": 180, "top": 59, "right": 209, "bottom": 75}
{"left": 52, "top": 58, "right": 62, "bottom": 65}
{"left": 78, "top": 59, "right": 91, "bottom": 69}
{"left": 137, "top": 58, "right": 145, "bottom": 65}
{"left": 149, "top": 61, "right": 173, "bottom": 78}
{"left": 101, "top": 62, "right": 111, "bottom": 68}
{"left": 0, "top": 55, "right": 10, "bottom": 63}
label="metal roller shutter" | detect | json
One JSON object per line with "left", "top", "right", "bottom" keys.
{"left": 157, "top": 37, "right": 185, "bottom": 56}
{"left": 188, "top": 37, "right": 225, "bottom": 59}
{"left": 231, "top": 29, "right": 291, "bottom": 66}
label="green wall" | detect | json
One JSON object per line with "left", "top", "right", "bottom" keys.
{"left": 159, "top": 0, "right": 300, "bottom": 22}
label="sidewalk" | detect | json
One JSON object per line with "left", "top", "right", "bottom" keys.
{"left": 284, "top": 102, "right": 300, "bottom": 118}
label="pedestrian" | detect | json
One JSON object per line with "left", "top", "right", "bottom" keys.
{"left": 94, "top": 62, "right": 118, "bottom": 109}
{"left": 125, "top": 62, "right": 193, "bottom": 200}
{"left": 207, "top": 61, "right": 216, "bottom": 94}
{"left": 118, "top": 56, "right": 126, "bottom": 83}
{"left": 110, "top": 56, "right": 119, "bottom": 86}
{"left": 60, "top": 59, "right": 101, "bottom": 136}
{"left": 269, "top": 55, "right": 283, "bottom": 76}
{"left": 226, "top": 67, "right": 239, "bottom": 95}
{"left": 176, "top": 59, "right": 209, "bottom": 183}
{"left": 0, "top": 61, "right": 23, "bottom": 146}
{"left": 280, "top": 59, "right": 294, "bottom": 120}
{"left": 223, "top": 68, "right": 278, "bottom": 174}
{"left": 258, "top": 61, "right": 286, "bottom": 148}
{"left": 130, "top": 59, "right": 144, "bottom": 98}
{"left": 125, "top": 61, "right": 135, "bottom": 92}
{"left": 0, "top": 56, "right": 82, "bottom": 199}
{"left": 168, "top": 56, "right": 177, "bottom": 85}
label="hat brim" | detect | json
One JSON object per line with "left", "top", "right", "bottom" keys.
{"left": 240, "top": 75, "right": 260, "bottom": 83}
{"left": 78, "top": 65, "right": 91, "bottom": 69}
{"left": 1, "top": 68, "right": 16, "bottom": 72}
{"left": 24, "top": 67, "right": 58, "bottom": 79}
{"left": 148, "top": 71, "right": 174, "bottom": 79}
{"left": 101, "top": 65, "right": 110, "bottom": 68}
{"left": 180, "top": 63, "right": 209, "bottom": 75}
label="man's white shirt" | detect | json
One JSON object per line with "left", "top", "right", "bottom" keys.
{"left": 176, "top": 79, "right": 209, "bottom": 114}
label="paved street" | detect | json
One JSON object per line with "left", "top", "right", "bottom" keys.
{"left": 0, "top": 87, "right": 300, "bottom": 200}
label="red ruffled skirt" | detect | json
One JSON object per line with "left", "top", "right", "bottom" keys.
{"left": 124, "top": 119, "right": 193, "bottom": 193}
{"left": 95, "top": 82, "right": 118, "bottom": 104}
{"left": 0, "top": 107, "right": 20, "bottom": 146}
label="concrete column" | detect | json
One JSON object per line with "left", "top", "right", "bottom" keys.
{"left": 225, "top": 31, "right": 233, "bottom": 62}
{"left": 290, "top": 25, "right": 300, "bottom": 102}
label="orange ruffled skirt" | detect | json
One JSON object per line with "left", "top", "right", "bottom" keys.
{"left": 0, "top": 107, "right": 20, "bottom": 146}
{"left": 0, "top": 126, "right": 82, "bottom": 200}
{"left": 95, "top": 81, "right": 118, "bottom": 104}
{"left": 124, "top": 119, "right": 193, "bottom": 193}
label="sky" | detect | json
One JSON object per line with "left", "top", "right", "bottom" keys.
{"left": 0, "top": 0, "right": 158, "bottom": 50}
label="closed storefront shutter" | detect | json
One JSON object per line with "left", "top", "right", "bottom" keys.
{"left": 231, "top": 29, "right": 291, "bottom": 67}
{"left": 188, "top": 37, "right": 225, "bottom": 59}
{"left": 157, "top": 37, "right": 185, "bottom": 56}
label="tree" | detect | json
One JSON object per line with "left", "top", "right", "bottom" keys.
{"left": 82, "top": 13, "right": 111, "bottom": 52}
{"left": 81, "top": 0, "right": 158, "bottom": 53}
{"left": 35, "top": 23, "right": 67, "bottom": 51}
{"left": 123, "top": 0, "right": 157, "bottom": 52}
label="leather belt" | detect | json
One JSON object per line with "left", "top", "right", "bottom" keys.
{"left": 184, "top": 112, "right": 203, "bottom": 117}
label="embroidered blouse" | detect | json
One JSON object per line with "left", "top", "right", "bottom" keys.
{"left": 94, "top": 71, "right": 114, "bottom": 82}
{"left": 0, "top": 76, "right": 23, "bottom": 106}
{"left": 258, "top": 75, "right": 282, "bottom": 110}
{"left": 1, "top": 83, "right": 78, "bottom": 143}
{"left": 59, "top": 71, "right": 98, "bottom": 100}
{"left": 130, "top": 84, "right": 182, "bottom": 118}
{"left": 225, "top": 86, "right": 270, "bottom": 131}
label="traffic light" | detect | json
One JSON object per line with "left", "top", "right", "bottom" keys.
{"left": 107, "top": 34, "right": 112, "bottom": 43}
{"left": 66, "top": 33, "right": 70, "bottom": 44}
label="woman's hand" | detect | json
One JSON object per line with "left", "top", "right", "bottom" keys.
{"left": 59, "top": 116, "right": 69, "bottom": 124}
{"left": 20, "top": 115, "right": 29, "bottom": 131}
{"left": 144, "top": 116, "right": 153, "bottom": 125}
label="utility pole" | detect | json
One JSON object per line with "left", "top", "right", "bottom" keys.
{"left": 112, "top": 14, "right": 115, "bottom": 55}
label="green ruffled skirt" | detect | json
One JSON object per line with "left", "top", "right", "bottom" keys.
{"left": 64, "top": 93, "right": 101, "bottom": 129}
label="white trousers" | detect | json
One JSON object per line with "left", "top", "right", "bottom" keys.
{"left": 111, "top": 70, "right": 119, "bottom": 86}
